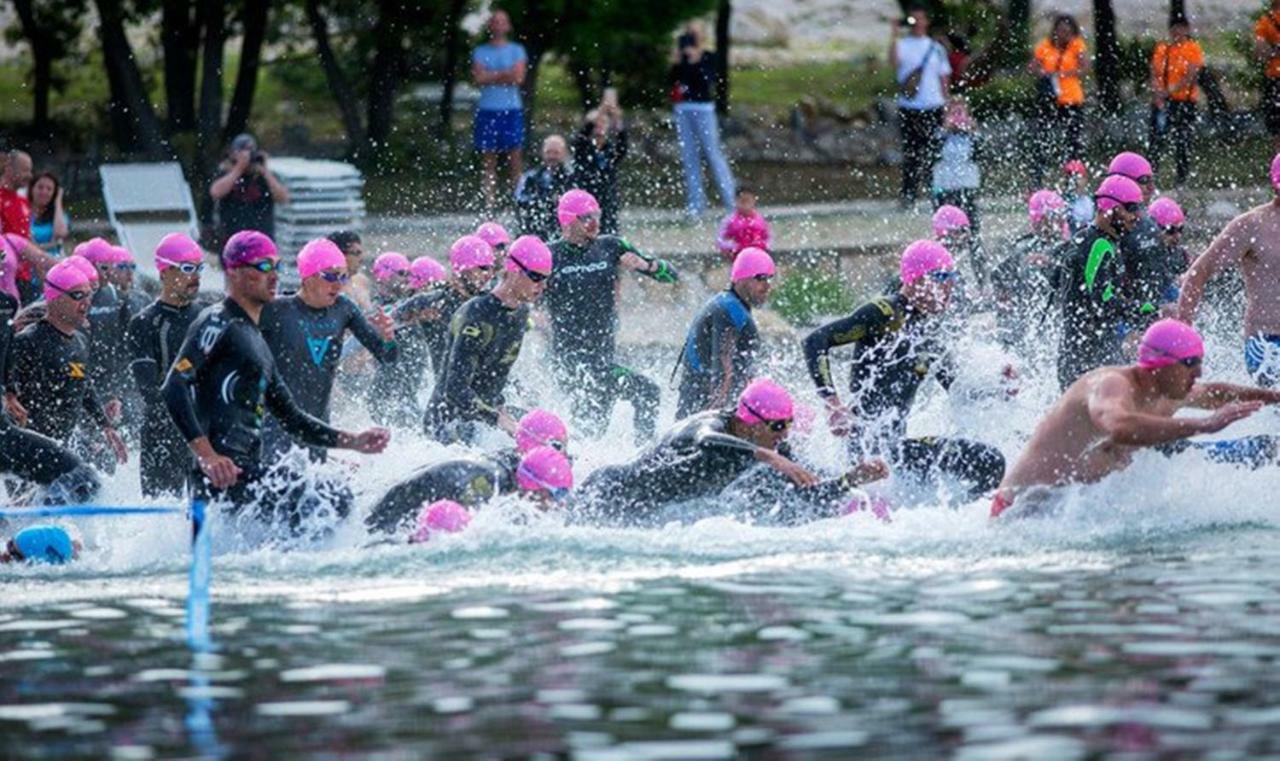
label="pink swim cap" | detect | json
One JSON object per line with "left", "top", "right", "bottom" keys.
{"left": 1147, "top": 197, "right": 1185, "bottom": 228}
{"left": 516, "top": 446, "right": 574, "bottom": 496}
{"left": 73, "top": 237, "right": 115, "bottom": 264}
{"left": 107, "top": 245, "right": 134, "bottom": 265}
{"left": 66, "top": 254, "right": 98, "bottom": 283}
{"left": 730, "top": 247, "right": 775, "bottom": 282}
{"left": 1094, "top": 175, "right": 1143, "bottom": 213}
{"left": 297, "top": 238, "right": 347, "bottom": 279}
{"left": 155, "top": 233, "right": 202, "bottom": 270}
{"left": 1107, "top": 151, "right": 1154, "bottom": 182}
{"left": 506, "top": 235, "right": 553, "bottom": 276}
{"left": 475, "top": 221, "right": 512, "bottom": 250}
{"left": 516, "top": 409, "right": 568, "bottom": 454}
{"left": 1270, "top": 153, "right": 1280, "bottom": 193}
{"left": 735, "top": 377, "right": 794, "bottom": 425}
{"left": 372, "top": 252, "right": 411, "bottom": 282}
{"left": 409, "top": 500, "right": 472, "bottom": 543}
{"left": 222, "top": 230, "right": 277, "bottom": 269}
{"left": 1138, "top": 319, "right": 1203, "bottom": 370}
{"left": 557, "top": 189, "right": 601, "bottom": 228}
{"left": 931, "top": 205, "right": 970, "bottom": 238}
{"left": 1028, "top": 190, "right": 1067, "bottom": 224}
{"left": 43, "top": 258, "right": 91, "bottom": 302}
{"left": 449, "top": 235, "right": 495, "bottom": 273}
{"left": 409, "top": 256, "right": 447, "bottom": 289}
{"left": 899, "top": 240, "right": 955, "bottom": 286}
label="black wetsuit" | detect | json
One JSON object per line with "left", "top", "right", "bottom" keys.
{"left": 6, "top": 319, "right": 110, "bottom": 445}
{"left": 86, "top": 284, "right": 132, "bottom": 407}
{"left": 260, "top": 293, "right": 397, "bottom": 457}
{"left": 0, "top": 294, "right": 99, "bottom": 504}
{"left": 545, "top": 235, "right": 676, "bottom": 440}
{"left": 1057, "top": 224, "right": 1129, "bottom": 389}
{"left": 676, "top": 287, "right": 759, "bottom": 419}
{"left": 990, "top": 232, "right": 1067, "bottom": 352}
{"left": 424, "top": 293, "right": 529, "bottom": 443}
{"left": 366, "top": 457, "right": 517, "bottom": 534}
{"left": 577, "top": 410, "right": 855, "bottom": 526}
{"left": 162, "top": 298, "right": 351, "bottom": 529}
{"left": 128, "top": 299, "right": 201, "bottom": 496}
{"left": 803, "top": 295, "right": 1005, "bottom": 497}
{"left": 514, "top": 163, "right": 577, "bottom": 241}
{"left": 370, "top": 285, "right": 469, "bottom": 427}
{"left": 1124, "top": 217, "right": 1186, "bottom": 332}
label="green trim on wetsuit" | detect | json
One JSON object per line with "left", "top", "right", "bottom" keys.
{"left": 1083, "top": 237, "right": 1117, "bottom": 302}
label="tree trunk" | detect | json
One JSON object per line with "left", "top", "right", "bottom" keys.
{"left": 365, "top": 4, "right": 404, "bottom": 157}
{"left": 162, "top": 0, "right": 199, "bottom": 132}
{"left": 304, "top": 0, "right": 365, "bottom": 155}
{"left": 196, "top": 0, "right": 227, "bottom": 182}
{"left": 95, "top": 0, "right": 168, "bottom": 154}
{"left": 1093, "top": 0, "right": 1120, "bottom": 113}
{"left": 437, "top": 0, "right": 468, "bottom": 138}
{"left": 1169, "top": 0, "right": 1186, "bottom": 25}
{"left": 11, "top": 0, "right": 52, "bottom": 132}
{"left": 714, "top": 0, "right": 731, "bottom": 116}
{"left": 516, "top": 0, "right": 553, "bottom": 133}
{"left": 1003, "top": 0, "right": 1031, "bottom": 69}
{"left": 224, "top": 0, "right": 270, "bottom": 141}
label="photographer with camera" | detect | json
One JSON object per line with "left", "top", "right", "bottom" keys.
{"left": 209, "top": 133, "right": 290, "bottom": 245}
{"left": 669, "top": 21, "right": 735, "bottom": 221}
{"left": 889, "top": 7, "right": 951, "bottom": 208}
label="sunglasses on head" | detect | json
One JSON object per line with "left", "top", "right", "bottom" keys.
{"left": 48, "top": 282, "right": 90, "bottom": 301}
{"left": 159, "top": 258, "right": 205, "bottom": 275}
{"left": 242, "top": 258, "right": 280, "bottom": 274}
{"left": 511, "top": 256, "right": 549, "bottom": 283}
{"left": 742, "top": 401, "right": 792, "bottom": 433}
{"left": 318, "top": 270, "right": 350, "bottom": 284}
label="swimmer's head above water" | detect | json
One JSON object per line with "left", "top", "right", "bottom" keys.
{"left": 899, "top": 240, "right": 955, "bottom": 314}
{"left": 1094, "top": 175, "right": 1144, "bottom": 235}
{"left": 1137, "top": 318, "right": 1204, "bottom": 398}
{"left": 517, "top": 446, "right": 574, "bottom": 505}
{"left": 734, "top": 377, "right": 795, "bottom": 449}
{"left": 557, "top": 189, "right": 601, "bottom": 242}
{"left": 1, "top": 525, "right": 78, "bottom": 564}
{"left": 730, "top": 247, "right": 775, "bottom": 307}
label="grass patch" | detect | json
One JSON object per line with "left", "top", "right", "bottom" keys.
{"left": 732, "top": 59, "right": 892, "bottom": 116}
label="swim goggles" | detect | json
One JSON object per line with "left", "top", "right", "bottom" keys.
{"left": 515, "top": 465, "right": 570, "bottom": 502}
{"left": 928, "top": 270, "right": 958, "bottom": 283}
{"left": 510, "top": 255, "right": 549, "bottom": 283}
{"left": 46, "top": 282, "right": 91, "bottom": 301}
{"left": 157, "top": 257, "right": 205, "bottom": 274}
{"left": 241, "top": 258, "right": 280, "bottom": 274}
{"left": 740, "top": 400, "right": 792, "bottom": 433}
{"left": 318, "top": 271, "right": 350, "bottom": 284}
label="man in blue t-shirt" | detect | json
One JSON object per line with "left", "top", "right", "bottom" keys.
{"left": 472, "top": 10, "right": 528, "bottom": 214}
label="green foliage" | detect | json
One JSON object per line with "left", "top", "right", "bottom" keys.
{"left": 770, "top": 266, "right": 856, "bottom": 327}
{"left": 966, "top": 73, "right": 1036, "bottom": 119}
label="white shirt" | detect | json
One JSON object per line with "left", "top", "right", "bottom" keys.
{"left": 895, "top": 36, "right": 951, "bottom": 111}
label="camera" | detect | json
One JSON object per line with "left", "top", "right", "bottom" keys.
{"left": 250, "top": 151, "right": 265, "bottom": 165}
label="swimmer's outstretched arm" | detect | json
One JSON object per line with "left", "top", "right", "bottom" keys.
{"left": 1178, "top": 215, "right": 1251, "bottom": 324}
{"left": 1090, "top": 375, "right": 1262, "bottom": 446}
{"left": 1184, "top": 383, "right": 1280, "bottom": 410}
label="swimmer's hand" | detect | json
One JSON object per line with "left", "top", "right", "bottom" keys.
{"left": 4, "top": 392, "right": 28, "bottom": 427}
{"left": 496, "top": 410, "right": 520, "bottom": 436}
{"left": 846, "top": 459, "right": 890, "bottom": 486}
{"left": 1200, "top": 401, "right": 1264, "bottom": 434}
{"left": 191, "top": 438, "right": 243, "bottom": 489}
{"left": 619, "top": 252, "right": 649, "bottom": 272}
{"left": 824, "top": 398, "right": 854, "bottom": 438}
{"left": 103, "top": 397, "right": 123, "bottom": 425}
{"left": 756, "top": 448, "right": 820, "bottom": 487}
{"left": 369, "top": 308, "right": 395, "bottom": 342}
{"left": 342, "top": 427, "right": 391, "bottom": 454}
{"left": 103, "top": 426, "right": 128, "bottom": 465}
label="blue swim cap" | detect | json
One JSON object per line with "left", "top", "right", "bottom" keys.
{"left": 12, "top": 525, "right": 74, "bottom": 564}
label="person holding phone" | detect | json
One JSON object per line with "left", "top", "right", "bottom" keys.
{"left": 572, "top": 88, "right": 629, "bottom": 235}
{"left": 669, "top": 21, "right": 736, "bottom": 220}
{"left": 209, "top": 133, "right": 290, "bottom": 246}
{"left": 890, "top": 7, "right": 951, "bottom": 207}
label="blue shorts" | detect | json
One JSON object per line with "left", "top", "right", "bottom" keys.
{"left": 473, "top": 109, "right": 524, "bottom": 152}
{"left": 1244, "top": 334, "right": 1280, "bottom": 387}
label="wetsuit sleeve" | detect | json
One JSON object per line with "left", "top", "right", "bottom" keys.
{"left": 162, "top": 316, "right": 222, "bottom": 443}
{"left": 612, "top": 126, "right": 629, "bottom": 163}
{"left": 82, "top": 380, "right": 109, "bottom": 427}
{"left": 442, "top": 308, "right": 501, "bottom": 424}
{"left": 127, "top": 314, "right": 163, "bottom": 405}
{"left": 264, "top": 370, "right": 342, "bottom": 449}
{"left": 802, "top": 302, "right": 889, "bottom": 396}
{"left": 345, "top": 299, "right": 398, "bottom": 363}
{"left": 618, "top": 237, "right": 678, "bottom": 284}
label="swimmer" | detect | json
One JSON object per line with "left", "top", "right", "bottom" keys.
{"left": 1056, "top": 174, "right": 1144, "bottom": 390}
{"left": 675, "top": 247, "right": 771, "bottom": 418}
{"left": 576, "top": 378, "right": 887, "bottom": 527}
{"left": 545, "top": 189, "right": 677, "bottom": 442}
{"left": 409, "top": 256, "right": 446, "bottom": 291}
{"left": 475, "top": 221, "right": 511, "bottom": 268}
{"left": 329, "top": 230, "right": 372, "bottom": 310}
{"left": 994, "top": 319, "right": 1280, "bottom": 518}
{"left": 1179, "top": 153, "right": 1280, "bottom": 387}
{"left": 804, "top": 241, "right": 1006, "bottom": 498}
{"left": 990, "top": 189, "right": 1070, "bottom": 351}
{"left": 368, "top": 445, "right": 574, "bottom": 535}
{"left": 128, "top": 233, "right": 206, "bottom": 497}
{"left": 1131, "top": 196, "right": 1190, "bottom": 330}
{"left": 932, "top": 204, "right": 990, "bottom": 290}
{"left": 76, "top": 238, "right": 132, "bottom": 424}
{"left": 1, "top": 525, "right": 79, "bottom": 564}
{"left": 162, "top": 231, "right": 390, "bottom": 533}
{"left": 370, "top": 252, "right": 412, "bottom": 307}
{"left": 423, "top": 235, "right": 551, "bottom": 444}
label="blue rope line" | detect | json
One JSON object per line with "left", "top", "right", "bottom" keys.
{"left": 0, "top": 505, "right": 187, "bottom": 519}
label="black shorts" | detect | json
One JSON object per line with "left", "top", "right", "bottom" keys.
{"left": 1264, "top": 78, "right": 1280, "bottom": 135}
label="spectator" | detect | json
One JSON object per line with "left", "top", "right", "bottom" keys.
{"left": 670, "top": 21, "right": 736, "bottom": 219}
{"left": 717, "top": 187, "right": 771, "bottom": 262}
{"left": 208, "top": 133, "right": 289, "bottom": 245}
{"left": 1256, "top": 0, "right": 1280, "bottom": 150}
{"left": 28, "top": 172, "right": 68, "bottom": 256}
{"left": 472, "top": 10, "right": 528, "bottom": 214}
{"left": 931, "top": 99, "right": 982, "bottom": 232}
{"left": 1029, "top": 14, "right": 1088, "bottom": 186}
{"left": 572, "top": 89, "right": 628, "bottom": 235}
{"left": 0, "top": 150, "right": 32, "bottom": 239}
{"left": 889, "top": 8, "right": 951, "bottom": 207}
{"left": 515, "top": 134, "right": 576, "bottom": 241}
{"left": 1150, "top": 15, "right": 1203, "bottom": 186}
